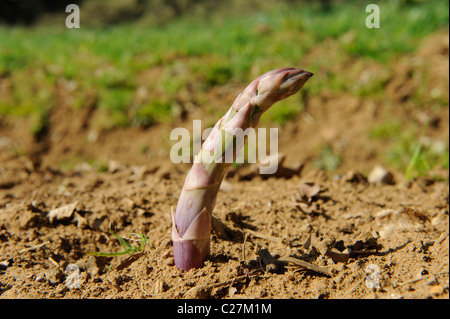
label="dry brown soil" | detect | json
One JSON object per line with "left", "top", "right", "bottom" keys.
{"left": 0, "top": 30, "right": 448, "bottom": 299}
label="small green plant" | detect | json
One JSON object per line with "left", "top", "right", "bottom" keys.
{"left": 403, "top": 123, "right": 449, "bottom": 181}
{"left": 403, "top": 123, "right": 427, "bottom": 181}
{"left": 371, "top": 120, "right": 449, "bottom": 181}
{"left": 369, "top": 119, "right": 403, "bottom": 140}
{"left": 88, "top": 225, "right": 149, "bottom": 257}
{"left": 132, "top": 99, "right": 173, "bottom": 127}
{"left": 314, "top": 144, "right": 342, "bottom": 172}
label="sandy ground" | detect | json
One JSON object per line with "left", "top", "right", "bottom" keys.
{"left": 0, "top": 30, "right": 448, "bottom": 299}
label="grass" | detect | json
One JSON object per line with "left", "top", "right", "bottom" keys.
{"left": 313, "top": 144, "right": 342, "bottom": 172}
{"left": 369, "top": 120, "right": 449, "bottom": 180}
{"left": 87, "top": 225, "right": 149, "bottom": 257}
{"left": 1, "top": 0, "right": 448, "bottom": 131}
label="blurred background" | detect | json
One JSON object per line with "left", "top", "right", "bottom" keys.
{"left": 0, "top": 0, "right": 448, "bottom": 180}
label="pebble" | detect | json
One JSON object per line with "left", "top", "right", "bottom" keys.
{"left": 0, "top": 260, "right": 10, "bottom": 270}
{"left": 219, "top": 180, "right": 233, "bottom": 192}
{"left": 154, "top": 279, "right": 165, "bottom": 294}
{"left": 108, "top": 159, "right": 123, "bottom": 173}
{"left": 426, "top": 275, "right": 438, "bottom": 286}
{"left": 415, "top": 267, "right": 429, "bottom": 280}
{"left": 429, "top": 285, "right": 444, "bottom": 297}
{"left": 183, "top": 285, "right": 212, "bottom": 299}
{"left": 316, "top": 234, "right": 335, "bottom": 256}
{"left": 44, "top": 268, "right": 63, "bottom": 285}
{"left": 47, "top": 201, "right": 79, "bottom": 223}
{"left": 85, "top": 257, "right": 100, "bottom": 276}
{"left": 368, "top": 165, "right": 395, "bottom": 185}
{"left": 56, "top": 284, "right": 69, "bottom": 295}
{"left": 431, "top": 209, "right": 449, "bottom": 227}
{"left": 165, "top": 257, "right": 174, "bottom": 266}
{"left": 35, "top": 276, "right": 46, "bottom": 282}
{"left": 345, "top": 170, "right": 368, "bottom": 184}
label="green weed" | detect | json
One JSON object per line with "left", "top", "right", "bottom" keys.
{"left": 0, "top": 0, "right": 448, "bottom": 132}
{"left": 132, "top": 98, "right": 173, "bottom": 127}
{"left": 314, "top": 144, "right": 342, "bottom": 172}
{"left": 87, "top": 226, "right": 149, "bottom": 257}
{"left": 370, "top": 121, "right": 449, "bottom": 180}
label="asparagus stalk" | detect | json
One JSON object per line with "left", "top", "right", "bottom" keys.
{"left": 172, "top": 67, "right": 313, "bottom": 270}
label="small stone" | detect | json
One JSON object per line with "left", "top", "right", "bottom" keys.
{"left": 19, "top": 210, "right": 39, "bottom": 229}
{"left": 56, "top": 283, "right": 69, "bottom": 295}
{"left": 122, "top": 197, "right": 136, "bottom": 211}
{"left": 0, "top": 260, "right": 10, "bottom": 270}
{"left": 426, "top": 275, "right": 438, "bottom": 286}
{"left": 414, "top": 267, "right": 429, "bottom": 280}
{"left": 47, "top": 201, "right": 79, "bottom": 223}
{"left": 219, "top": 180, "right": 234, "bottom": 192}
{"left": 154, "top": 279, "right": 165, "bottom": 294}
{"left": 316, "top": 234, "right": 335, "bottom": 256}
{"left": 368, "top": 165, "right": 395, "bottom": 185}
{"left": 345, "top": 170, "right": 368, "bottom": 184}
{"left": 44, "top": 268, "right": 63, "bottom": 285}
{"left": 108, "top": 159, "right": 123, "bottom": 173}
{"left": 298, "top": 183, "right": 321, "bottom": 201}
{"left": 129, "top": 165, "right": 147, "bottom": 181}
{"left": 429, "top": 285, "right": 444, "bottom": 297}
{"left": 165, "top": 257, "right": 174, "bottom": 266}
{"left": 299, "top": 220, "right": 312, "bottom": 233}
{"left": 228, "top": 286, "right": 238, "bottom": 297}
{"left": 85, "top": 257, "right": 100, "bottom": 276}
{"left": 183, "top": 285, "right": 212, "bottom": 299}
{"left": 87, "top": 130, "right": 99, "bottom": 143}
{"left": 431, "top": 209, "right": 449, "bottom": 227}
{"left": 35, "top": 276, "right": 45, "bottom": 282}
{"left": 74, "top": 212, "right": 88, "bottom": 228}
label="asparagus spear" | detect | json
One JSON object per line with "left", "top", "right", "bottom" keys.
{"left": 172, "top": 67, "right": 313, "bottom": 270}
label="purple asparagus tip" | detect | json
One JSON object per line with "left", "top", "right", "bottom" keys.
{"left": 172, "top": 67, "right": 313, "bottom": 271}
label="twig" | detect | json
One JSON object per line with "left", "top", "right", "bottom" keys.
{"left": 48, "top": 256, "right": 59, "bottom": 267}
{"left": 336, "top": 278, "right": 365, "bottom": 299}
{"left": 242, "top": 233, "right": 249, "bottom": 264}
{"left": 279, "top": 256, "right": 332, "bottom": 277}
{"left": 397, "top": 271, "right": 448, "bottom": 287}
{"left": 244, "top": 229, "right": 281, "bottom": 242}
{"left": 140, "top": 281, "right": 150, "bottom": 297}
{"left": 19, "top": 241, "right": 50, "bottom": 254}
{"left": 182, "top": 275, "right": 249, "bottom": 298}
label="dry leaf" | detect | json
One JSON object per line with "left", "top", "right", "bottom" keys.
{"left": 298, "top": 183, "right": 321, "bottom": 201}
{"left": 303, "top": 233, "right": 312, "bottom": 250}
{"left": 47, "top": 201, "right": 79, "bottom": 223}
{"left": 375, "top": 207, "right": 430, "bottom": 237}
{"left": 228, "top": 286, "right": 238, "bottom": 297}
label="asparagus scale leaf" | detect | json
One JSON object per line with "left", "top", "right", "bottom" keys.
{"left": 172, "top": 67, "right": 313, "bottom": 270}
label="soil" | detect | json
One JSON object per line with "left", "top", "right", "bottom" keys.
{"left": 0, "top": 30, "right": 448, "bottom": 299}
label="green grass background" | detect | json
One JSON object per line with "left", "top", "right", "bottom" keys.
{"left": 0, "top": 0, "right": 448, "bottom": 177}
